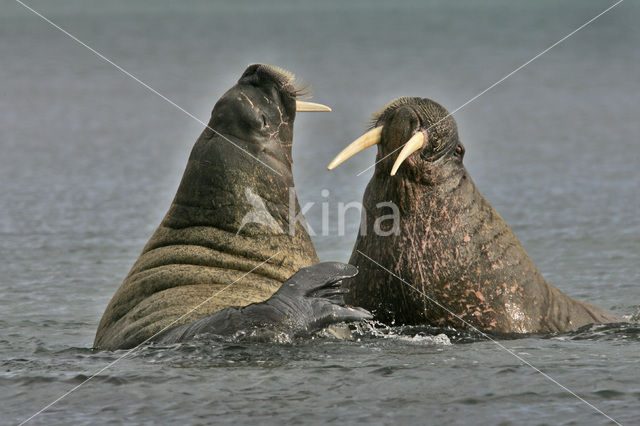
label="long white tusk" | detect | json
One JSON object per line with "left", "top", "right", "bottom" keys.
{"left": 327, "top": 126, "right": 383, "bottom": 170}
{"left": 390, "top": 132, "right": 425, "bottom": 176}
{"left": 296, "top": 101, "right": 332, "bottom": 112}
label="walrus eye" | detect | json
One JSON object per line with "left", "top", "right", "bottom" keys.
{"left": 261, "top": 114, "right": 268, "bottom": 128}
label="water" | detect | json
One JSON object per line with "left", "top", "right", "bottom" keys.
{"left": 1, "top": 0, "right": 639, "bottom": 424}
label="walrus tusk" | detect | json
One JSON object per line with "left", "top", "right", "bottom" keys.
{"left": 296, "top": 101, "right": 332, "bottom": 112}
{"left": 390, "top": 131, "right": 425, "bottom": 176}
{"left": 327, "top": 126, "right": 383, "bottom": 170}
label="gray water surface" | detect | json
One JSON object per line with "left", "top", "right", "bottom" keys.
{"left": 1, "top": 1, "right": 639, "bottom": 424}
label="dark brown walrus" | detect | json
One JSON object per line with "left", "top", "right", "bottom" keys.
{"left": 94, "top": 65, "right": 369, "bottom": 350}
{"left": 328, "top": 97, "right": 623, "bottom": 334}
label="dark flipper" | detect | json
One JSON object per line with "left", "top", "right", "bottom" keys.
{"left": 156, "top": 262, "right": 372, "bottom": 344}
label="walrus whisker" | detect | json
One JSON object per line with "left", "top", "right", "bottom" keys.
{"left": 245, "top": 64, "right": 321, "bottom": 105}
{"left": 253, "top": 63, "right": 296, "bottom": 86}
{"left": 293, "top": 83, "right": 313, "bottom": 100}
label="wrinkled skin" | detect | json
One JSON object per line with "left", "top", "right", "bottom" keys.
{"left": 346, "top": 97, "right": 624, "bottom": 334}
{"left": 157, "top": 262, "right": 371, "bottom": 343}
{"left": 95, "top": 65, "right": 324, "bottom": 350}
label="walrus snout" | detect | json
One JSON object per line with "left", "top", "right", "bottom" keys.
{"left": 328, "top": 97, "right": 456, "bottom": 176}
{"left": 238, "top": 63, "right": 331, "bottom": 112}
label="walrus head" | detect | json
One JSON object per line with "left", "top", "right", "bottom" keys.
{"left": 209, "top": 64, "right": 330, "bottom": 177}
{"left": 328, "top": 97, "right": 464, "bottom": 184}
{"left": 166, "top": 63, "right": 331, "bottom": 235}
{"left": 326, "top": 97, "right": 470, "bottom": 324}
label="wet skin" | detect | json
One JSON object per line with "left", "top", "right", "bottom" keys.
{"left": 330, "top": 97, "right": 624, "bottom": 334}
{"left": 94, "top": 65, "right": 366, "bottom": 350}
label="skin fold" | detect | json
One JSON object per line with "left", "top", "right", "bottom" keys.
{"left": 94, "top": 65, "right": 365, "bottom": 350}
{"left": 331, "top": 97, "right": 623, "bottom": 334}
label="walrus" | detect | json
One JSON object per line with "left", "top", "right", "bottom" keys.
{"left": 328, "top": 96, "right": 623, "bottom": 334}
{"left": 94, "top": 64, "right": 369, "bottom": 350}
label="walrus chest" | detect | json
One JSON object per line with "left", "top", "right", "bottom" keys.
{"left": 350, "top": 181, "right": 544, "bottom": 331}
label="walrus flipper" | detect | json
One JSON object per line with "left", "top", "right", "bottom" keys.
{"left": 156, "top": 262, "right": 372, "bottom": 344}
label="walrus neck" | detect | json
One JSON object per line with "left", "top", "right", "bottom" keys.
{"left": 369, "top": 160, "right": 467, "bottom": 215}
{"left": 202, "top": 125, "right": 295, "bottom": 181}
{"left": 163, "top": 131, "right": 296, "bottom": 228}
{"left": 138, "top": 129, "right": 318, "bottom": 282}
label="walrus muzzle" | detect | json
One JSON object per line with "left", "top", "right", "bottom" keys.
{"left": 328, "top": 124, "right": 429, "bottom": 176}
